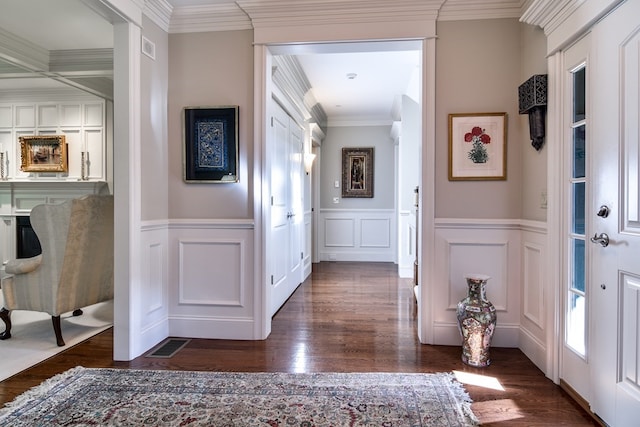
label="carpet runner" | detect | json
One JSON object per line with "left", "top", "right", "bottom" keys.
{"left": 0, "top": 367, "right": 478, "bottom": 426}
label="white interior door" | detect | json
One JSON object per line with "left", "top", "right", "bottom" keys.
{"left": 589, "top": 1, "right": 640, "bottom": 424}
{"left": 269, "top": 101, "right": 303, "bottom": 316}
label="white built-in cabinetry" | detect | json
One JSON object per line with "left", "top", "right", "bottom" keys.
{"left": 0, "top": 100, "right": 107, "bottom": 181}
{"left": 0, "top": 97, "right": 111, "bottom": 270}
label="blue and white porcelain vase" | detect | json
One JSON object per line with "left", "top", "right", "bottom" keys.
{"left": 456, "top": 274, "right": 497, "bottom": 367}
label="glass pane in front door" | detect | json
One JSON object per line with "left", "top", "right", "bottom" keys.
{"left": 566, "top": 66, "right": 587, "bottom": 357}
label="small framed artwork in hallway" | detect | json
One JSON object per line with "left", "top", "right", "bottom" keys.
{"left": 448, "top": 112, "right": 507, "bottom": 181}
{"left": 341, "top": 146, "right": 374, "bottom": 198}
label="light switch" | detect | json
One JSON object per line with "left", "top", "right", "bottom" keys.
{"left": 334, "top": 180, "right": 340, "bottom": 188}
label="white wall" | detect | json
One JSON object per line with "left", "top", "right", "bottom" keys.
{"left": 318, "top": 125, "right": 396, "bottom": 262}
{"left": 320, "top": 125, "right": 394, "bottom": 209}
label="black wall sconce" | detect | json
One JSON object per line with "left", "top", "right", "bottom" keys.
{"left": 518, "top": 74, "right": 548, "bottom": 151}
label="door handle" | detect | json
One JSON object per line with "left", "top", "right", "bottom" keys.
{"left": 286, "top": 212, "right": 295, "bottom": 219}
{"left": 590, "top": 233, "right": 609, "bottom": 247}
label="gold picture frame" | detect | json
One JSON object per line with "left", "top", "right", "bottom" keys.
{"left": 448, "top": 112, "right": 507, "bottom": 181}
{"left": 19, "top": 135, "right": 68, "bottom": 173}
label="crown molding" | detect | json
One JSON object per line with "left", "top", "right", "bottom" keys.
{"left": 0, "top": 28, "right": 49, "bottom": 72}
{"left": 144, "top": 0, "right": 173, "bottom": 32}
{"left": 438, "top": 0, "right": 524, "bottom": 21}
{"left": 49, "top": 49, "right": 113, "bottom": 74}
{"left": 164, "top": 0, "right": 532, "bottom": 33}
{"left": 272, "top": 55, "right": 327, "bottom": 128}
{"left": 237, "top": 0, "right": 441, "bottom": 28}
{"left": 521, "top": 0, "right": 624, "bottom": 52}
{"left": 519, "top": 0, "right": 581, "bottom": 29}
{"left": 169, "top": 3, "right": 252, "bottom": 33}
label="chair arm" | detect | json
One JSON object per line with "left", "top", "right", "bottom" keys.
{"left": 5, "top": 254, "right": 43, "bottom": 275}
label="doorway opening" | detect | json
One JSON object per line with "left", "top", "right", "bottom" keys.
{"left": 264, "top": 39, "right": 424, "bottom": 334}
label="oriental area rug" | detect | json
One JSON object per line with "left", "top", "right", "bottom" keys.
{"left": 0, "top": 367, "right": 478, "bottom": 426}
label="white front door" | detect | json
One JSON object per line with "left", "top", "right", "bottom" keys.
{"left": 560, "top": 33, "right": 591, "bottom": 402}
{"left": 269, "top": 101, "right": 304, "bottom": 316}
{"left": 589, "top": 1, "right": 640, "bottom": 424}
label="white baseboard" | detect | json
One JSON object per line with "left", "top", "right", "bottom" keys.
{"left": 519, "top": 326, "right": 548, "bottom": 374}
{"left": 169, "top": 316, "right": 257, "bottom": 340}
{"left": 136, "top": 318, "right": 170, "bottom": 359}
{"left": 319, "top": 251, "right": 394, "bottom": 262}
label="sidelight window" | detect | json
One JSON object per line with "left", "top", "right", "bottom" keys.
{"left": 566, "top": 66, "right": 587, "bottom": 357}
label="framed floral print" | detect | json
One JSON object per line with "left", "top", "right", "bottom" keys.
{"left": 448, "top": 112, "right": 507, "bottom": 181}
{"left": 183, "top": 106, "right": 239, "bottom": 183}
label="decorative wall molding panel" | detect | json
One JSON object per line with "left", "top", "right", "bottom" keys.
{"left": 138, "top": 225, "right": 170, "bottom": 351}
{"left": 165, "top": 219, "right": 258, "bottom": 340}
{"left": 518, "top": 224, "right": 548, "bottom": 371}
{"left": 318, "top": 209, "right": 395, "bottom": 262}
{"left": 432, "top": 219, "right": 547, "bottom": 350}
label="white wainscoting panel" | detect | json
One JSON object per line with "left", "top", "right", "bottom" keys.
{"left": 433, "top": 219, "right": 522, "bottom": 348}
{"left": 319, "top": 209, "right": 395, "bottom": 262}
{"left": 140, "top": 222, "right": 170, "bottom": 347}
{"left": 168, "top": 220, "right": 256, "bottom": 339}
{"left": 178, "top": 239, "right": 244, "bottom": 306}
{"left": 446, "top": 241, "right": 508, "bottom": 311}
{"left": 324, "top": 217, "right": 354, "bottom": 247}
{"left": 518, "top": 222, "right": 548, "bottom": 372}
{"left": 360, "top": 218, "right": 390, "bottom": 247}
{"left": 523, "top": 242, "right": 544, "bottom": 328}
{"left": 147, "top": 243, "right": 165, "bottom": 313}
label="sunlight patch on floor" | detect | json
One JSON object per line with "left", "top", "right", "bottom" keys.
{"left": 470, "top": 399, "right": 526, "bottom": 424}
{"left": 453, "top": 370, "right": 505, "bottom": 391}
{"left": 292, "top": 342, "right": 308, "bottom": 372}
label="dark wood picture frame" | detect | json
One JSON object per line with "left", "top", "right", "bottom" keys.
{"left": 183, "top": 106, "right": 239, "bottom": 183}
{"left": 342, "top": 147, "right": 374, "bottom": 198}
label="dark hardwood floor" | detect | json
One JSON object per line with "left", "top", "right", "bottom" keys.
{"left": 0, "top": 262, "right": 598, "bottom": 425}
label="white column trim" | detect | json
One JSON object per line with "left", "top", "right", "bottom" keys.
{"left": 418, "top": 36, "right": 437, "bottom": 344}
{"left": 545, "top": 51, "right": 564, "bottom": 383}
{"left": 112, "top": 18, "right": 143, "bottom": 361}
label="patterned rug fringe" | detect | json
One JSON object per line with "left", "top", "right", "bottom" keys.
{"left": 0, "top": 367, "right": 479, "bottom": 426}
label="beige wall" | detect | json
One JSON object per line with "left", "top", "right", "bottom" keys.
{"left": 141, "top": 16, "right": 169, "bottom": 221}
{"left": 167, "top": 30, "right": 254, "bottom": 219}
{"left": 164, "top": 21, "right": 547, "bottom": 222}
{"left": 435, "top": 18, "right": 523, "bottom": 219}
{"left": 519, "top": 24, "right": 548, "bottom": 222}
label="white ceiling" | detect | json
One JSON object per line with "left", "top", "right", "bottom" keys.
{"left": 0, "top": 0, "right": 526, "bottom": 123}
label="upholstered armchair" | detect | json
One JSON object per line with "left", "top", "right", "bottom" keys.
{"left": 0, "top": 195, "right": 114, "bottom": 346}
